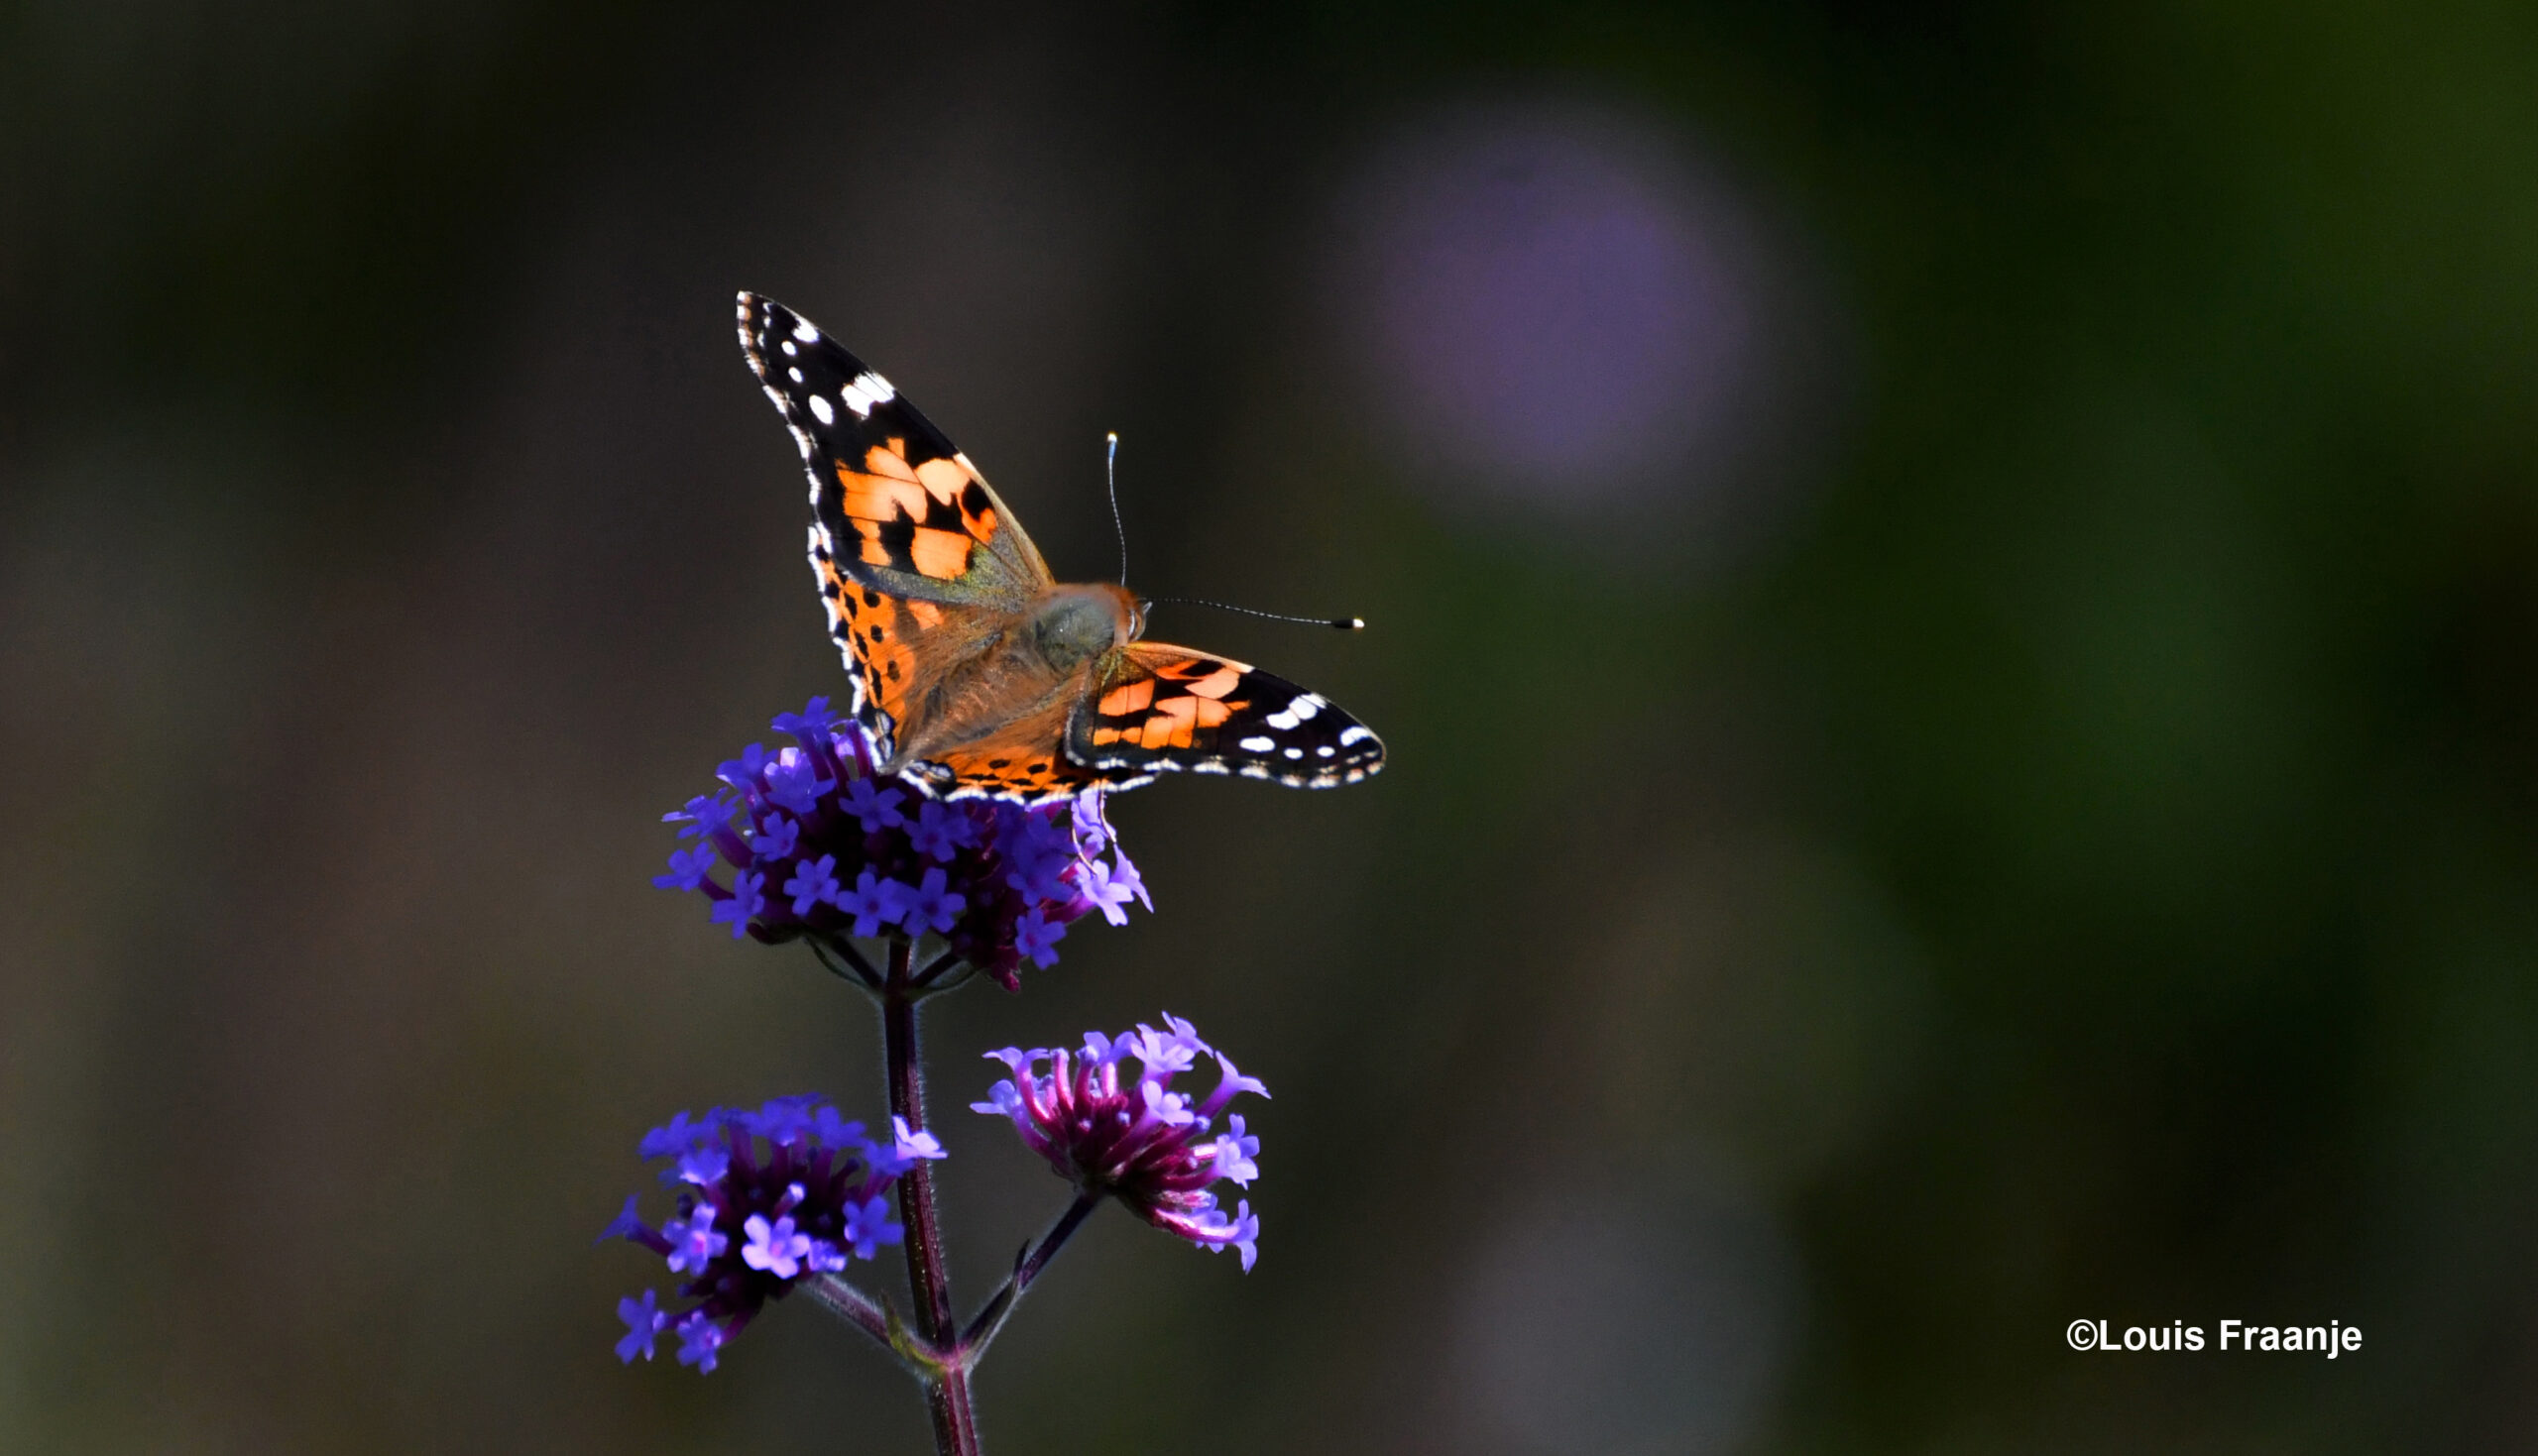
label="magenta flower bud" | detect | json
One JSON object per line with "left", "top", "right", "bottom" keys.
{"left": 972, "top": 1014, "right": 1268, "bottom": 1270}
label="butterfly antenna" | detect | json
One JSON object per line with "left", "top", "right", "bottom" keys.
{"left": 1145, "top": 597, "right": 1366, "bottom": 631}
{"left": 1106, "top": 432, "right": 1127, "bottom": 587}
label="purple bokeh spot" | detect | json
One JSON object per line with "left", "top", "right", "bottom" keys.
{"left": 1335, "top": 101, "right": 1802, "bottom": 527}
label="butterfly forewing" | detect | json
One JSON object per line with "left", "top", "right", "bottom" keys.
{"left": 738, "top": 293, "right": 1051, "bottom": 606}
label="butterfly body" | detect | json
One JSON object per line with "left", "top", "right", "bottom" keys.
{"left": 740, "top": 292, "right": 1385, "bottom": 803}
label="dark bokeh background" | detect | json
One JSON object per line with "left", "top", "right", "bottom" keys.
{"left": 7, "top": 2, "right": 2538, "bottom": 1451}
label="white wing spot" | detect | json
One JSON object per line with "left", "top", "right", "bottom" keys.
{"left": 1338, "top": 725, "right": 1373, "bottom": 746}
{"left": 1238, "top": 735, "right": 1275, "bottom": 752}
{"left": 1264, "top": 710, "right": 1299, "bottom": 730}
{"left": 841, "top": 371, "right": 897, "bottom": 417}
{"left": 1286, "top": 694, "right": 1323, "bottom": 721}
{"left": 786, "top": 367, "right": 803, "bottom": 383}
{"left": 780, "top": 340, "right": 799, "bottom": 357}
{"left": 1283, "top": 746, "right": 1305, "bottom": 759}
{"left": 807, "top": 394, "right": 835, "bottom": 425}
{"left": 1317, "top": 745, "right": 1334, "bottom": 756}
{"left": 791, "top": 318, "right": 819, "bottom": 343}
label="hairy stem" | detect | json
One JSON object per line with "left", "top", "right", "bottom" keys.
{"left": 883, "top": 938, "right": 981, "bottom": 1456}
{"left": 803, "top": 1275, "right": 928, "bottom": 1367}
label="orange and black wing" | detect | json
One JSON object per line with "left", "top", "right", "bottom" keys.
{"left": 738, "top": 292, "right": 1051, "bottom": 752}
{"left": 739, "top": 293, "right": 1050, "bottom": 605}
{"left": 1068, "top": 642, "right": 1387, "bottom": 789}
{"left": 802, "top": 564, "right": 1034, "bottom": 765}
{"left": 903, "top": 696, "right": 1107, "bottom": 805}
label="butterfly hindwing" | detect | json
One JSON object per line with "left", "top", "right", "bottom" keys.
{"left": 808, "top": 532, "right": 1037, "bottom": 755}
{"left": 912, "top": 696, "right": 1109, "bottom": 804}
{"left": 1071, "top": 642, "right": 1386, "bottom": 787}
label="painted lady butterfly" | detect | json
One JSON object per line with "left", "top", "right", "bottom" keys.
{"left": 737, "top": 292, "right": 1387, "bottom": 803}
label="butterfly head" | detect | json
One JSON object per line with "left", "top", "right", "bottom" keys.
{"left": 1033, "top": 582, "right": 1143, "bottom": 670}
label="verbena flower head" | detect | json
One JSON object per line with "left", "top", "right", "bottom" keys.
{"left": 971, "top": 1013, "right": 1266, "bottom": 1270}
{"left": 600, "top": 1093, "right": 940, "bottom": 1371}
{"left": 653, "top": 698, "right": 1150, "bottom": 986}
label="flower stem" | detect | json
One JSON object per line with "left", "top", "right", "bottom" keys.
{"left": 959, "top": 1190, "right": 1100, "bottom": 1360}
{"left": 803, "top": 1275, "right": 924, "bottom": 1365}
{"left": 882, "top": 938, "right": 981, "bottom": 1456}
{"left": 811, "top": 936, "right": 881, "bottom": 989}
{"left": 910, "top": 947, "right": 965, "bottom": 989}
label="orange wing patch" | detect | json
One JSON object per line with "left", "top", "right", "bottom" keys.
{"left": 926, "top": 699, "right": 1099, "bottom": 801}
{"left": 831, "top": 441, "right": 1008, "bottom": 586}
{"left": 1085, "top": 648, "right": 1257, "bottom": 752}
{"left": 815, "top": 547, "right": 920, "bottom": 731}
{"left": 1089, "top": 693, "right": 1245, "bottom": 750}
{"left": 1096, "top": 679, "right": 1155, "bottom": 716}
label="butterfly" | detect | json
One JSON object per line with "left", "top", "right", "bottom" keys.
{"left": 736, "top": 291, "right": 1386, "bottom": 804}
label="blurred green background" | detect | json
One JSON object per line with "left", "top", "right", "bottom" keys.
{"left": 6, "top": 1, "right": 2537, "bottom": 1451}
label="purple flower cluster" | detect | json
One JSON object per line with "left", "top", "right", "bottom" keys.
{"left": 972, "top": 1014, "right": 1266, "bottom": 1270}
{"left": 600, "top": 1094, "right": 946, "bottom": 1373}
{"left": 653, "top": 698, "right": 1149, "bottom": 986}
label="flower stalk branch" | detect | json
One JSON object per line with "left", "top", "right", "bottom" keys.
{"left": 799, "top": 1273, "right": 914, "bottom": 1362}
{"left": 961, "top": 1191, "right": 1101, "bottom": 1358}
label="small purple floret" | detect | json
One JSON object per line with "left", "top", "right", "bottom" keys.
{"left": 895, "top": 866, "right": 966, "bottom": 936}
{"left": 665, "top": 794, "right": 733, "bottom": 840}
{"left": 709, "top": 870, "right": 766, "bottom": 938}
{"left": 1013, "top": 908, "right": 1066, "bottom": 967}
{"left": 838, "top": 869, "right": 902, "bottom": 938}
{"left": 1188, "top": 1197, "right": 1260, "bottom": 1272}
{"left": 841, "top": 1193, "right": 902, "bottom": 1259}
{"left": 741, "top": 1213, "right": 812, "bottom": 1279}
{"left": 596, "top": 1193, "right": 647, "bottom": 1245}
{"left": 663, "top": 1204, "right": 729, "bottom": 1275}
{"left": 909, "top": 801, "right": 977, "bottom": 860}
{"left": 652, "top": 844, "right": 718, "bottom": 892}
{"left": 873, "top": 1115, "right": 948, "bottom": 1177}
{"left": 674, "top": 1144, "right": 730, "bottom": 1186}
{"left": 750, "top": 814, "right": 801, "bottom": 859}
{"left": 844, "top": 778, "right": 907, "bottom": 833}
{"left": 784, "top": 853, "right": 841, "bottom": 916}
{"left": 1080, "top": 858, "right": 1139, "bottom": 926}
{"left": 717, "top": 743, "right": 775, "bottom": 793}
{"left": 675, "top": 1315, "right": 725, "bottom": 1373}
{"left": 764, "top": 749, "right": 828, "bottom": 814}
{"left": 638, "top": 1111, "right": 704, "bottom": 1160}
{"left": 771, "top": 697, "right": 839, "bottom": 747}
{"left": 617, "top": 1289, "right": 669, "bottom": 1363}
{"left": 1209, "top": 1115, "right": 1260, "bottom": 1185}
